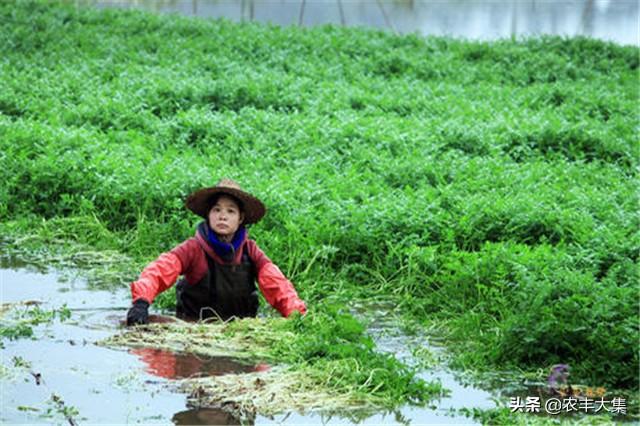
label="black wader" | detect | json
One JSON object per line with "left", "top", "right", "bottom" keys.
{"left": 176, "top": 248, "right": 258, "bottom": 321}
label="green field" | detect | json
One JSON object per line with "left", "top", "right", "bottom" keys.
{"left": 1, "top": 0, "right": 638, "bottom": 413}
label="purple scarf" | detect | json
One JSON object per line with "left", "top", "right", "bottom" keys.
{"left": 205, "top": 224, "right": 246, "bottom": 260}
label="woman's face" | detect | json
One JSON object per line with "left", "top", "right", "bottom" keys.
{"left": 208, "top": 195, "right": 244, "bottom": 241}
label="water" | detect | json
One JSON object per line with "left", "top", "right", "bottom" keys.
{"left": 1, "top": 267, "right": 188, "bottom": 424}
{"left": 0, "top": 264, "right": 269, "bottom": 424}
{"left": 0, "top": 267, "right": 288, "bottom": 424}
{"left": 1, "top": 263, "right": 500, "bottom": 424}
{"left": 360, "top": 307, "right": 498, "bottom": 424}
{"left": 12, "top": 262, "right": 633, "bottom": 424}
{"left": 80, "top": 0, "right": 639, "bottom": 46}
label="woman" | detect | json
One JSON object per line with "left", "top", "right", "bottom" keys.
{"left": 126, "top": 179, "right": 306, "bottom": 325}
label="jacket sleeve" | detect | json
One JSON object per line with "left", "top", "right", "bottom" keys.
{"left": 248, "top": 241, "right": 307, "bottom": 317}
{"left": 130, "top": 252, "right": 183, "bottom": 305}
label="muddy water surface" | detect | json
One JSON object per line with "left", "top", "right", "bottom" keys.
{"left": 1, "top": 263, "right": 497, "bottom": 424}
{"left": 0, "top": 265, "right": 247, "bottom": 424}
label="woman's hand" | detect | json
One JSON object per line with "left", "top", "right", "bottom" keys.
{"left": 126, "top": 299, "right": 150, "bottom": 326}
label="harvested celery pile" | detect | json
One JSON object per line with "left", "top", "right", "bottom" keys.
{"left": 101, "top": 310, "right": 445, "bottom": 417}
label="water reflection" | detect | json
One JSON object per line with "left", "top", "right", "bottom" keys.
{"left": 173, "top": 408, "right": 248, "bottom": 425}
{"left": 0, "top": 267, "right": 189, "bottom": 424}
{"left": 82, "top": 0, "right": 638, "bottom": 45}
{"left": 131, "top": 347, "right": 269, "bottom": 379}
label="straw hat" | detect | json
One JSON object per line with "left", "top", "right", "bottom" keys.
{"left": 185, "top": 179, "right": 266, "bottom": 224}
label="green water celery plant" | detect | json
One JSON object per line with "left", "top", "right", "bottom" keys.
{"left": 0, "top": 0, "right": 638, "bottom": 407}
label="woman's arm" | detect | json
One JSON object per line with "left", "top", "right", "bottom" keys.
{"left": 246, "top": 240, "right": 307, "bottom": 317}
{"left": 130, "top": 238, "right": 203, "bottom": 305}
{"left": 127, "top": 239, "right": 200, "bottom": 325}
{"left": 130, "top": 252, "right": 183, "bottom": 305}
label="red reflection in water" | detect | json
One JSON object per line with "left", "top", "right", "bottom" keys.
{"left": 131, "top": 347, "right": 270, "bottom": 379}
{"left": 172, "top": 408, "right": 248, "bottom": 425}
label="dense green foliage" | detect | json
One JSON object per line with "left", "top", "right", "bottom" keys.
{"left": 274, "top": 307, "right": 438, "bottom": 404}
{"left": 0, "top": 0, "right": 638, "bottom": 393}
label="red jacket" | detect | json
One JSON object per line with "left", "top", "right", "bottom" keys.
{"left": 130, "top": 230, "right": 306, "bottom": 318}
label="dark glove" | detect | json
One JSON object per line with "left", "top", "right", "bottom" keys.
{"left": 126, "top": 299, "right": 149, "bottom": 326}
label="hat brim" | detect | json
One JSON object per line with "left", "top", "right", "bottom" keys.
{"left": 186, "top": 187, "right": 266, "bottom": 225}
